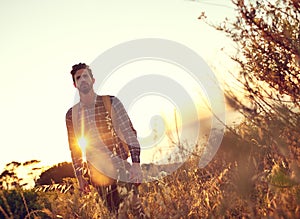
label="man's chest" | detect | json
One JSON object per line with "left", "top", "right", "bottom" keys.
{"left": 78, "top": 104, "right": 112, "bottom": 135}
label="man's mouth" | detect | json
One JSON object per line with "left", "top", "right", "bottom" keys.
{"left": 80, "top": 82, "right": 88, "bottom": 87}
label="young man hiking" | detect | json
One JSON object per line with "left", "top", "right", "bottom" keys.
{"left": 65, "top": 63, "right": 147, "bottom": 218}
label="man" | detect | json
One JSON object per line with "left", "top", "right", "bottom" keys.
{"left": 65, "top": 63, "right": 147, "bottom": 217}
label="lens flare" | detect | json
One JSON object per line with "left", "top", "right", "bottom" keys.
{"left": 78, "top": 136, "right": 87, "bottom": 148}
{"left": 78, "top": 136, "right": 87, "bottom": 161}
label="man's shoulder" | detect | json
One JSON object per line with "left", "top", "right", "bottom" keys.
{"left": 65, "top": 103, "right": 80, "bottom": 119}
{"left": 97, "top": 95, "right": 119, "bottom": 103}
{"left": 97, "top": 94, "right": 115, "bottom": 99}
{"left": 65, "top": 107, "right": 72, "bottom": 119}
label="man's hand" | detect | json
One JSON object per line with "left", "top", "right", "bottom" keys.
{"left": 129, "top": 163, "right": 143, "bottom": 184}
{"left": 78, "top": 176, "right": 90, "bottom": 194}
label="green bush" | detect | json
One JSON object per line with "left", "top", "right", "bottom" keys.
{"left": 0, "top": 189, "right": 49, "bottom": 219}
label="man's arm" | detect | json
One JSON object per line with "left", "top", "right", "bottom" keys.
{"left": 65, "top": 108, "right": 89, "bottom": 191}
{"left": 110, "top": 97, "right": 143, "bottom": 183}
{"left": 111, "top": 96, "right": 141, "bottom": 163}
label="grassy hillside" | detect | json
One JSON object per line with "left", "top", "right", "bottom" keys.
{"left": 1, "top": 117, "right": 299, "bottom": 218}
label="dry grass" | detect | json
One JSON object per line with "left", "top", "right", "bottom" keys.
{"left": 1, "top": 116, "right": 300, "bottom": 218}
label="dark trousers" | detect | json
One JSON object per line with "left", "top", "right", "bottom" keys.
{"left": 85, "top": 162, "right": 146, "bottom": 217}
{"left": 94, "top": 182, "right": 138, "bottom": 213}
{"left": 95, "top": 183, "right": 121, "bottom": 213}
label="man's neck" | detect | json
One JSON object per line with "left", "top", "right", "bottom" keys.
{"left": 79, "top": 90, "right": 96, "bottom": 106}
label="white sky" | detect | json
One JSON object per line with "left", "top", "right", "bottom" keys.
{"left": 0, "top": 0, "right": 237, "bottom": 172}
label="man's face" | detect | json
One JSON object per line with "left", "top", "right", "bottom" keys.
{"left": 74, "top": 69, "right": 95, "bottom": 94}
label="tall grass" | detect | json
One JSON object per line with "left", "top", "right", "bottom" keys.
{"left": 1, "top": 115, "right": 300, "bottom": 218}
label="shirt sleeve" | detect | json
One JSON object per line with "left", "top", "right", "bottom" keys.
{"left": 65, "top": 108, "right": 84, "bottom": 179}
{"left": 111, "top": 96, "right": 141, "bottom": 163}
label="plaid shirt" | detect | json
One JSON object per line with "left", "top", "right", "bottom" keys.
{"left": 65, "top": 95, "right": 140, "bottom": 178}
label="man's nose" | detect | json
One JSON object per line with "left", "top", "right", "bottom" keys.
{"left": 78, "top": 77, "right": 87, "bottom": 83}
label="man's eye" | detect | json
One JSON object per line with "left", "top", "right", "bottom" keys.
{"left": 83, "top": 75, "right": 88, "bottom": 78}
{"left": 76, "top": 76, "right": 81, "bottom": 80}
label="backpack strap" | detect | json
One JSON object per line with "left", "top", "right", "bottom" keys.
{"left": 102, "top": 95, "right": 113, "bottom": 119}
{"left": 102, "top": 95, "right": 130, "bottom": 158}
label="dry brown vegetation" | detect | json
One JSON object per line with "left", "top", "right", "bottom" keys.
{"left": 1, "top": 111, "right": 299, "bottom": 218}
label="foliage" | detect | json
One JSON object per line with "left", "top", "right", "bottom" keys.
{"left": 0, "top": 160, "right": 41, "bottom": 190}
{"left": 0, "top": 189, "right": 49, "bottom": 219}
{"left": 199, "top": 0, "right": 300, "bottom": 142}
{"left": 35, "top": 162, "right": 75, "bottom": 186}
{"left": 35, "top": 178, "right": 111, "bottom": 219}
{"left": 1, "top": 117, "right": 300, "bottom": 218}
{"left": 198, "top": 1, "right": 300, "bottom": 217}
{"left": 211, "top": 0, "right": 300, "bottom": 109}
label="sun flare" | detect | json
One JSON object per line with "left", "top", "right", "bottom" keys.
{"left": 78, "top": 136, "right": 87, "bottom": 148}
{"left": 78, "top": 136, "right": 87, "bottom": 161}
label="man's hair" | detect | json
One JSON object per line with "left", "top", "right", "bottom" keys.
{"left": 70, "top": 63, "right": 93, "bottom": 83}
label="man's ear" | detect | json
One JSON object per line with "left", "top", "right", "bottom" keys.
{"left": 92, "top": 77, "right": 95, "bottom": 84}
